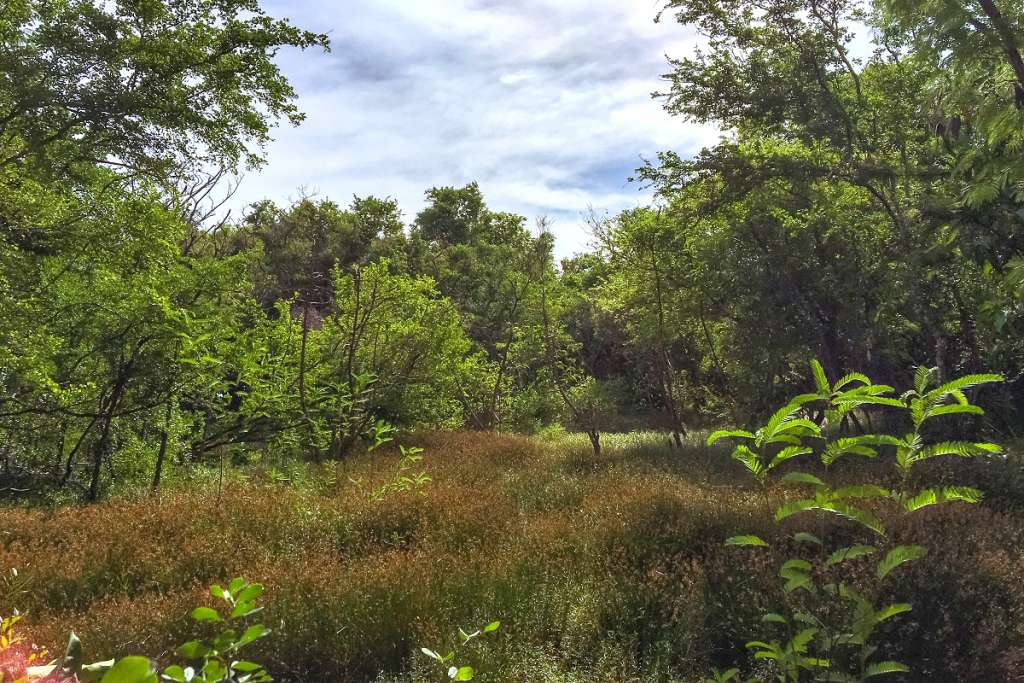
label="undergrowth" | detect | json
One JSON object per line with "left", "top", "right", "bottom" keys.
{"left": 1, "top": 431, "right": 1022, "bottom": 681}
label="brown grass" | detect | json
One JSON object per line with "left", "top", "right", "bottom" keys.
{"left": 2, "top": 431, "right": 1023, "bottom": 682}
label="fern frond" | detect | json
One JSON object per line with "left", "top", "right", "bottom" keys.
{"left": 832, "top": 372, "right": 871, "bottom": 391}
{"left": 811, "top": 359, "right": 829, "bottom": 394}
{"left": 826, "top": 545, "right": 877, "bottom": 566}
{"left": 821, "top": 501, "right": 885, "bottom": 536}
{"left": 913, "top": 441, "right": 1001, "bottom": 462}
{"left": 925, "top": 404, "right": 984, "bottom": 419}
{"left": 863, "top": 661, "right": 910, "bottom": 677}
{"left": 914, "top": 366, "right": 937, "bottom": 394}
{"left": 793, "top": 532, "right": 823, "bottom": 545}
{"left": 876, "top": 545, "right": 926, "bottom": 579}
{"left": 707, "top": 429, "right": 755, "bottom": 445}
{"left": 926, "top": 373, "right": 1002, "bottom": 400}
{"left": 768, "top": 446, "right": 812, "bottom": 469}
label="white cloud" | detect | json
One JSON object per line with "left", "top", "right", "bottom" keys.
{"left": 232, "top": 0, "right": 718, "bottom": 257}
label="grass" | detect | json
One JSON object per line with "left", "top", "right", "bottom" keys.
{"left": 2, "top": 431, "right": 1024, "bottom": 682}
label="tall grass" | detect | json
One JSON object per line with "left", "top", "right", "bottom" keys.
{"left": 2, "top": 431, "right": 1023, "bottom": 681}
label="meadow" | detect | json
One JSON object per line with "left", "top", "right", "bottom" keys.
{"left": 2, "top": 431, "right": 1023, "bottom": 682}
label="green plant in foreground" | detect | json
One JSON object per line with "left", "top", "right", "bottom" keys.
{"left": 420, "top": 621, "right": 500, "bottom": 681}
{"left": 165, "top": 577, "right": 271, "bottom": 683}
{"left": 709, "top": 360, "right": 1002, "bottom": 681}
{"left": 15, "top": 578, "right": 269, "bottom": 683}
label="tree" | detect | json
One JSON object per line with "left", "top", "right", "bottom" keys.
{"left": 0, "top": 0, "right": 328, "bottom": 180}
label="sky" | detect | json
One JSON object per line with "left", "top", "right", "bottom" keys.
{"left": 232, "top": 0, "right": 720, "bottom": 258}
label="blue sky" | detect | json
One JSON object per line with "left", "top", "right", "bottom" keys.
{"left": 232, "top": 0, "right": 720, "bottom": 257}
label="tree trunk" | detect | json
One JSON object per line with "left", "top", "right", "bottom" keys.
{"left": 587, "top": 429, "right": 601, "bottom": 456}
{"left": 151, "top": 398, "right": 173, "bottom": 494}
{"left": 87, "top": 376, "right": 128, "bottom": 501}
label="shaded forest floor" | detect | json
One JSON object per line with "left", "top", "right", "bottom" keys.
{"left": 3, "top": 432, "right": 1024, "bottom": 682}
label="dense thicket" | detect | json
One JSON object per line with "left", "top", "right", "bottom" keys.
{"left": 2, "top": 0, "right": 1023, "bottom": 500}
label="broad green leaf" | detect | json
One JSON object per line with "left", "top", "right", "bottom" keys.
{"left": 99, "top": 657, "right": 155, "bottom": 683}
{"left": 450, "top": 666, "right": 474, "bottom": 680}
{"left": 190, "top": 607, "right": 222, "bottom": 623}
{"left": 236, "top": 624, "right": 271, "bottom": 647}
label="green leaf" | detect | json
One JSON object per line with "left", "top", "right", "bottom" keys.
{"left": 775, "top": 498, "right": 819, "bottom": 521}
{"left": 707, "top": 429, "right": 755, "bottom": 445}
{"left": 191, "top": 607, "right": 222, "bottom": 623}
{"left": 483, "top": 621, "right": 500, "bottom": 633}
{"left": 234, "top": 583, "right": 264, "bottom": 605}
{"left": 877, "top": 546, "right": 927, "bottom": 579}
{"left": 793, "top": 532, "right": 823, "bottom": 545}
{"left": 236, "top": 624, "right": 271, "bottom": 648}
{"left": 790, "top": 627, "right": 818, "bottom": 653}
{"left": 926, "top": 373, "right": 1003, "bottom": 399}
{"left": 761, "top": 612, "right": 788, "bottom": 624}
{"left": 864, "top": 661, "right": 910, "bottom": 677}
{"left": 768, "top": 446, "right": 812, "bottom": 469}
{"left": 832, "top": 395, "right": 904, "bottom": 408}
{"left": 780, "top": 558, "right": 812, "bottom": 578}
{"left": 176, "top": 641, "right": 210, "bottom": 660}
{"left": 811, "top": 359, "right": 829, "bottom": 394}
{"left": 926, "top": 404, "right": 984, "bottom": 419}
{"left": 161, "top": 665, "right": 186, "bottom": 683}
{"left": 826, "top": 545, "right": 876, "bottom": 566}
{"left": 873, "top": 603, "right": 912, "bottom": 623}
{"left": 831, "top": 484, "right": 890, "bottom": 500}
{"left": 823, "top": 501, "right": 886, "bottom": 535}
{"left": 731, "top": 444, "right": 764, "bottom": 478}
{"left": 904, "top": 486, "right": 983, "bottom": 511}
{"left": 99, "top": 657, "right": 155, "bottom": 683}
{"left": 913, "top": 441, "right": 1001, "bottom": 462}
{"left": 914, "top": 366, "right": 936, "bottom": 394}
{"left": 452, "top": 666, "right": 474, "bottom": 681}
{"left": 725, "top": 535, "right": 768, "bottom": 547}
{"left": 764, "top": 394, "right": 819, "bottom": 440}
{"left": 832, "top": 372, "right": 871, "bottom": 390}
{"left": 782, "top": 472, "right": 826, "bottom": 487}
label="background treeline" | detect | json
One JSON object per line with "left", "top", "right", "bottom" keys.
{"left": 3, "top": 0, "right": 1024, "bottom": 501}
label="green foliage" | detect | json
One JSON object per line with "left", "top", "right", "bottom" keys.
{"left": 713, "top": 359, "right": 1003, "bottom": 681}
{"left": 420, "top": 621, "right": 500, "bottom": 681}
{"left": 7, "top": 578, "right": 270, "bottom": 683}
